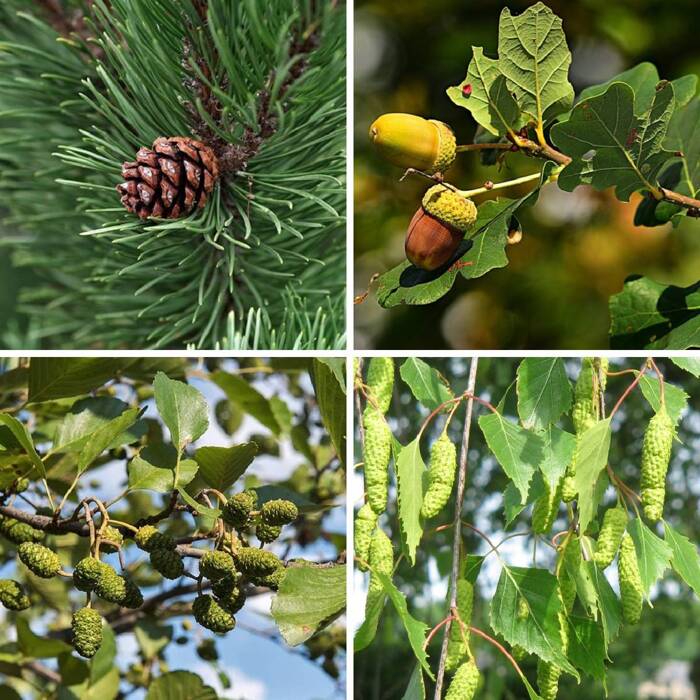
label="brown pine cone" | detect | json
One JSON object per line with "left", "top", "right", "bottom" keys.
{"left": 117, "top": 137, "right": 220, "bottom": 219}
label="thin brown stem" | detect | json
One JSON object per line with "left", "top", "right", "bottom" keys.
{"left": 433, "top": 357, "right": 478, "bottom": 700}
{"left": 456, "top": 143, "right": 512, "bottom": 153}
{"left": 609, "top": 359, "right": 650, "bottom": 419}
{"left": 468, "top": 626, "right": 526, "bottom": 680}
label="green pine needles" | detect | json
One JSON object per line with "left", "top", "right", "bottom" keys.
{"left": 0, "top": 0, "right": 345, "bottom": 349}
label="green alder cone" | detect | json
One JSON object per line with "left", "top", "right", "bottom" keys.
{"left": 192, "top": 594, "right": 236, "bottom": 634}
{"left": 532, "top": 480, "right": 562, "bottom": 534}
{"left": 200, "top": 551, "right": 236, "bottom": 580}
{"left": 445, "top": 579, "right": 474, "bottom": 673}
{"left": 221, "top": 490, "right": 258, "bottom": 529}
{"left": 99, "top": 525, "right": 123, "bottom": 553}
{"left": 256, "top": 522, "right": 283, "bottom": 543}
{"left": 619, "top": 533, "right": 643, "bottom": 625}
{"left": 0, "top": 516, "right": 44, "bottom": 544}
{"left": 121, "top": 577, "right": 144, "bottom": 609}
{"left": 445, "top": 660, "right": 480, "bottom": 700}
{"left": 134, "top": 525, "right": 175, "bottom": 552}
{"left": 366, "top": 357, "right": 394, "bottom": 414}
{"left": 18, "top": 542, "right": 60, "bottom": 578}
{"left": 72, "top": 607, "right": 103, "bottom": 658}
{"left": 593, "top": 505, "right": 627, "bottom": 569}
{"left": 420, "top": 432, "right": 457, "bottom": 520}
{"left": 234, "top": 547, "right": 281, "bottom": 577}
{"left": 362, "top": 405, "right": 391, "bottom": 515}
{"left": 559, "top": 536, "right": 581, "bottom": 614}
{"left": 73, "top": 557, "right": 111, "bottom": 592}
{"left": 260, "top": 498, "right": 298, "bottom": 526}
{"left": 216, "top": 581, "right": 247, "bottom": 611}
{"left": 150, "top": 548, "right": 185, "bottom": 580}
{"left": 95, "top": 570, "right": 128, "bottom": 604}
{"left": 537, "top": 659, "right": 562, "bottom": 700}
{"left": 640, "top": 408, "right": 674, "bottom": 522}
{"left": 257, "top": 567, "right": 285, "bottom": 591}
{"left": 212, "top": 573, "right": 239, "bottom": 601}
{"left": 0, "top": 579, "right": 31, "bottom": 611}
{"left": 354, "top": 504, "right": 378, "bottom": 572}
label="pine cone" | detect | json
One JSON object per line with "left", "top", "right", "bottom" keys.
{"left": 72, "top": 607, "right": 103, "bottom": 658}
{"left": 0, "top": 579, "right": 31, "bottom": 611}
{"left": 117, "top": 137, "right": 220, "bottom": 219}
{"left": 150, "top": 548, "right": 185, "bottom": 580}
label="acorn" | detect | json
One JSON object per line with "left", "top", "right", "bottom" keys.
{"left": 405, "top": 185, "right": 477, "bottom": 271}
{"left": 369, "top": 113, "right": 456, "bottom": 174}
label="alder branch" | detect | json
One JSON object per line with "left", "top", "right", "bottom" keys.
{"left": 433, "top": 357, "right": 479, "bottom": 700}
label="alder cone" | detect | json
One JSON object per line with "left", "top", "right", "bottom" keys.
{"left": 117, "top": 137, "right": 220, "bottom": 219}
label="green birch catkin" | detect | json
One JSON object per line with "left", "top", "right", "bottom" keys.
{"left": 619, "top": 533, "right": 643, "bottom": 625}
{"left": 558, "top": 535, "right": 581, "bottom": 614}
{"left": 363, "top": 406, "right": 391, "bottom": 515}
{"left": 420, "top": 431, "right": 457, "bottom": 520}
{"left": 445, "top": 660, "right": 480, "bottom": 700}
{"left": 366, "top": 357, "right": 394, "bottom": 414}
{"left": 593, "top": 505, "right": 627, "bottom": 569}
{"left": 365, "top": 528, "right": 393, "bottom": 620}
{"left": 354, "top": 504, "right": 378, "bottom": 572}
{"left": 532, "top": 479, "right": 562, "bottom": 534}
{"left": 562, "top": 357, "right": 608, "bottom": 502}
{"left": 445, "top": 579, "right": 474, "bottom": 673}
{"left": 640, "top": 407, "right": 674, "bottom": 522}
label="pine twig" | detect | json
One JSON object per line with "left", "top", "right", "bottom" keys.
{"left": 433, "top": 357, "right": 479, "bottom": 699}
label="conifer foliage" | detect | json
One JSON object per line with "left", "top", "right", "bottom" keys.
{"left": 0, "top": 0, "right": 346, "bottom": 349}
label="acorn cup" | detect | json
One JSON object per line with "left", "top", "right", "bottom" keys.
{"left": 405, "top": 185, "right": 477, "bottom": 271}
{"left": 369, "top": 113, "right": 456, "bottom": 174}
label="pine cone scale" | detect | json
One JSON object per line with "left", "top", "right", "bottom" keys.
{"left": 117, "top": 136, "right": 219, "bottom": 220}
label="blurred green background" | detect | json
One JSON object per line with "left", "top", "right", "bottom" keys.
{"left": 354, "top": 0, "right": 700, "bottom": 350}
{"left": 352, "top": 357, "right": 700, "bottom": 699}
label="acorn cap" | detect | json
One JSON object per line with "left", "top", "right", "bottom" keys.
{"left": 369, "top": 113, "right": 456, "bottom": 174}
{"left": 422, "top": 185, "right": 477, "bottom": 232}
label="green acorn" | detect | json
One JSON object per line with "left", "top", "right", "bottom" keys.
{"left": 192, "top": 594, "right": 236, "bottom": 634}
{"left": 256, "top": 522, "right": 283, "bottom": 543}
{"left": 369, "top": 113, "right": 456, "bottom": 174}
{"left": 234, "top": 547, "right": 281, "bottom": 577}
{"left": 150, "top": 548, "right": 185, "bottom": 580}
{"left": 73, "top": 557, "right": 111, "bottom": 592}
{"left": 200, "top": 550, "right": 236, "bottom": 580}
{"left": 0, "top": 579, "right": 31, "bottom": 611}
{"left": 18, "top": 542, "right": 60, "bottom": 578}
{"left": 134, "top": 525, "right": 175, "bottom": 552}
{"left": 72, "top": 607, "right": 103, "bottom": 658}
{"left": 221, "top": 490, "right": 258, "bottom": 529}
{"left": 405, "top": 185, "right": 477, "bottom": 271}
{"left": 260, "top": 499, "right": 299, "bottom": 526}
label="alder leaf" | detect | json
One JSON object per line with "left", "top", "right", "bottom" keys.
{"left": 609, "top": 276, "right": 700, "bottom": 350}
{"left": 153, "top": 373, "right": 208, "bottom": 452}
{"left": 498, "top": 2, "right": 574, "bottom": 126}
{"left": 552, "top": 82, "right": 676, "bottom": 201}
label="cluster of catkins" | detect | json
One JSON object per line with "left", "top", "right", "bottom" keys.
{"left": 527, "top": 358, "right": 675, "bottom": 700}
{"left": 0, "top": 493, "right": 298, "bottom": 659}
{"left": 355, "top": 358, "right": 474, "bottom": 696}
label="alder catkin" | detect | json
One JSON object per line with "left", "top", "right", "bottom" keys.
{"left": 72, "top": 607, "right": 103, "bottom": 658}
{"left": 445, "top": 579, "right": 474, "bottom": 673}
{"left": 362, "top": 406, "right": 391, "bottom": 515}
{"left": 532, "top": 480, "right": 562, "bottom": 534}
{"left": 354, "top": 504, "right": 378, "bottom": 572}
{"left": 593, "top": 505, "right": 627, "bottom": 569}
{"left": 420, "top": 432, "right": 457, "bottom": 520}
{"left": 640, "top": 407, "right": 674, "bottom": 522}
{"left": 445, "top": 660, "right": 480, "bottom": 700}
{"left": 366, "top": 358, "right": 394, "bottom": 414}
{"left": 619, "top": 533, "right": 643, "bottom": 625}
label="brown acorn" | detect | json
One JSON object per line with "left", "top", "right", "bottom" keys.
{"left": 405, "top": 185, "right": 478, "bottom": 271}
